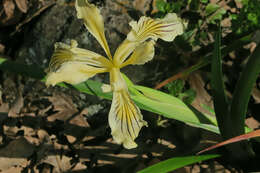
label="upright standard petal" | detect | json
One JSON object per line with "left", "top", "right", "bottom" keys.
{"left": 75, "top": 0, "right": 112, "bottom": 59}
{"left": 120, "top": 40, "right": 155, "bottom": 68}
{"left": 46, "top": 40, "right": 111, "bottom": 86}
{"left": 113, "top": 13, "right": 184, "bottom": 66}
{"left": 127, "top": 13, "right": 184, "bottom": 42}
{"left": 109, "top": 68, "right": 147, "bottom": 149}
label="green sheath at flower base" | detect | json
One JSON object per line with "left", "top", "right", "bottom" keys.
{"left": 45, "top": 0, "right": 184, "bottom": 149}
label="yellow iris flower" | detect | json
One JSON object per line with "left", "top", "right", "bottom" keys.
{"left": 45, "top": 0, "right": 184, "bottom": 149}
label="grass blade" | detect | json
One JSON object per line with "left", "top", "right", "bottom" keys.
{"left": 138, "top": 154, "right": 220, "bottom": 173}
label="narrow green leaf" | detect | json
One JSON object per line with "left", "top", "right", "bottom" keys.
{"left": 226, "top": 44, "right": 260, "bottom": 159}
{"left": 210, "top": 23, "right": 229, "bottom": 137}
{"left": 0, "top": 58, "right": 45, "bottom": 79}
{"left": 138, "top": 154, "right": 220, "bottom": 173}
{"left": 230, "top": 44, "right": 260, "bottom": 137}
{"left": 132, "top": 85, "right": 220, "bottom": 134}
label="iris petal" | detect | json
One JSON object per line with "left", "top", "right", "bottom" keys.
{"left": 109, "top": 89, "right": 147, "bottom": 149}
{"left": 46, "top": 40, "right": 110, "bottom": 86}
{"left": 75, "top": 0, "right": 112, "bottom": 59}
{"left": 108, "top": 68, "right": 147, "bottom": 149}
{"left": 120, "top": 40, "right": 155, "bottom": 68}
{"left": 113, "top": 13, "right": 184, "bottom": 66}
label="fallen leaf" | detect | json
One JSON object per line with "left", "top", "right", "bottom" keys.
{"left": 47, "top": 92, "right": 78, "bottom": 122}
{"left": 69, "top": 113, "right": 89, "bottom": 127}
{"left": 0, "top": 43, "right": 5, "bottom": 54}
{"left": 0, "top": 166, "right": 23, "bottom": 173}
{"left": 252, "top": 86, "right": 260, "bottom": 104}
{"left": 3, "top": 125, "right": 20, "bottom": 137}
{"left": 0, "top": 103, "right": 9, "bottom": 113}
{"left": 21, "top": 126, "right": 40, "bottom": 145}
{"left": 133, "top": 0, "right": 152, "bottom": 15}
{"left": 42, "top": 155, "right": 71, "bottom": 173}
{"left": 37, "top": 129, "right": 50, "bottom": 143}
{"left": 66, "top": 135, "right": 76, "bottom": 143}
{"left": 14, "top": 0, "right": 28, "bottom": 13}
{"left": 0, "top": 137, "right": 35, "bottom": 170}
{"left": 188, "top": 72, "right": 214, "bottom": 116}
{"left": 8, "top": 91, "right": 24, "bottom": 117}
{"left": 3, "top": 0, "right": 15, "bottom": 19}
{"left": 245, "top": 117, "right": 260, "bottom": 130}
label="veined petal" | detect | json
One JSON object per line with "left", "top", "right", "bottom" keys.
{"left": 75, "top": 0, "right": 112, "bottom": 59}
{"left": 109, "top": 68, "right": 147, "bottom": 149}
{"left": 127, "top": 13, "right": 184, "bottom": 42}
{"left": 46, "top": 62, "right": 107, "bottom": 86}
{"left": 46, "top": 40, "right": 110, "bottom": 86}
{"left": 109, "top": 90, "right": 147, "bottom": 149}
{"left": 120, "top": 40, "right": 155, "bottom": 68}
{"left": 113, "top": 13, "right": 184, "bottom": 66}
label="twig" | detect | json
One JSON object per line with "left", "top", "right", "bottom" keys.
{"left": 154, "top": 71, "right": 184, "bottom": 89}
{"left": 11, "top": 1, "right": 56, "bottom": 36}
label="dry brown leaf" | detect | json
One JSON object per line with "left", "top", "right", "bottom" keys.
{"left": 151, "top": 0, "right": 160, "bottom": 14}
{"left": 252, "top": 86, "right": 260, "bottom": 104}
{"left": 0, "top": 137, "right": 35, "bottom": 170}
{"left": 3, "top": 0, "right": 15, "bottom": 19}
{"left": 14, "top": 0, "right": 28, "bottom": 13}
{"left": 0, "top": 43, "right": 5, "bottom": 54}
{"left": 47, "top": 92, "right": 78, "bottom": 122}
{"left": 42, "top": 155, "right": 72, "bottom": 173}
{"left": 188, "top": 72, "right": 214, "bottom": 116}
{"left": 42, "top": 153, "right": 86, "bottom": 173}
{"left": 245, "top": 117, "right": 260, "bottom": 130}
{"left": 0, "top": 103, "right": 9, "bottom": 113}
{"left": 3, "top": 125, "right": 19, "bottom": 137}
{"left": 20, "top": 126, "right": 40, "bottom": 145}
{"left": 37, "top": 129, "right": 50, "bottom": 143}
{"left": 133, "top": 0, "right": 152, "bottom": 15}
{"left": 0, "top": 166, "right": 23, "bottom": 173}
{"left": 8, "top": 91, "right": 24, "bottom": 117}
{"left": 66, "top": 135, "right": 76, "bottom": 143}
{"left": 68, "top": 108, "right": 89, "bottom": 127}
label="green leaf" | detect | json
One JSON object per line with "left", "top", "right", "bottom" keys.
{"left": 138, "top": 154, "right": 220, "bottom": 173}
{"left": 211, "top": 23, "right": 229, "bottom": 137}
{"left": 132, "top": 85, "right": 220, "bottom": 134}
{"left": 228, "top": 42, "right": 260, "bottom": 154}
{"left": 247, "top": 13, "right": 258, "bottom": 25}
{"left": 205, "top": 3, "right": 220, "bottom": 15}
{"left": 182, "top": 89, "right": 196, "bottom": 104}
{"left": 165, "top": 80, "right": 184, "bottom": 97}
{"left": 0, "top": 58, "right": 45, "bottom": 79}
{"left": 156, "top": 0, "right": 166, "bottom": 12}
{"left": 209, "top": 8, "right": 226, "bottom": 24}
{"left": 201, "top": 0, "right": 208, "bottom": 3}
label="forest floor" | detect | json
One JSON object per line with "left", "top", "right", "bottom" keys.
{"left": 0, "top": 0, "right": 260, "bottom": 172}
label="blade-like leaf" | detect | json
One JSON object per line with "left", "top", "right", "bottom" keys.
{"left": 138, "top": 154, "right": 220, "bottom": 173}
{"left": 132, "top": 85, "right": 220, "bottom": 134}
{"left": 211, "top": 23, "right": 229, "bottom": 137}
{"left": 0, "top": 58, "right": 45, "bottom": 79}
